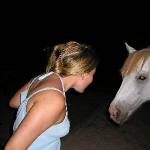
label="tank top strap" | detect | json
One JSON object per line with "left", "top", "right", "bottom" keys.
{"left": 54, "top": 73, "right": 65, "bottom": 93}
{"left": 26, "top": 87, "right": 66, "bottom": 101}
{"left": 29, "top": 75, "right": 41, "bottom": 87}
{"left": 38, "top": 72, "right": 54, "bottom": 80}
{"left": 27, "top": 75, "right": 41, "bottom": 94}
{"left": 27, "top": 72, "right": 55, "bottom": 95}
{"left": 26, "top": 72, "right": 66, "bottom": 100}
{"left": 38, "top": 72, "right": 65, "bottom": 93}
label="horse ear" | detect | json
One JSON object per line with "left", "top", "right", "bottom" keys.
{"left": 125, "top": 42, "right": 136, "bottom": 53}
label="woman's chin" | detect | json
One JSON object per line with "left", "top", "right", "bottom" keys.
{"left": 75, "top": 88, "right": 85, "bottom": 93}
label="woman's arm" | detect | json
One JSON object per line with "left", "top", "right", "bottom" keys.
{"left": 9, "top": 82, "right": 31, "bottom": 108}
{"left": 5, "top": 90, "right": 65, "bottom": 150}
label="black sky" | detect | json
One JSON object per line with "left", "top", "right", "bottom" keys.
{"left": 1, "top": 4, "right": 150, "bottom": 90}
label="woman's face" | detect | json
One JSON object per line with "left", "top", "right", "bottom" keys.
{"left": 74, "top": 68, "right": 96, "bottom": 93}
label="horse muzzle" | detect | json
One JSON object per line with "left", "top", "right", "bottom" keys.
{"left": 109, "top": 103, "right": 129, "bottom": 125}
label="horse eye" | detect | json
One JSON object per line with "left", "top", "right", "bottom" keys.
{"left": 138, "top": 75, "right": 147, "bottom": 80}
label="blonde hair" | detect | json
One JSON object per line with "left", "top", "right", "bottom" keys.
{"left": 121, "top": 48, "right": 150, "bottom": 77}
{"left": 46, "top": 41, "right": 99, "bottom": 76}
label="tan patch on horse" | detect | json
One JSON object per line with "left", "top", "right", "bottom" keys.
{"left": 121, "top": 48, "right": 150, "bottom": 77}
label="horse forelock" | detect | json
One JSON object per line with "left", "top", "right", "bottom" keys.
{"left": 121, "top": 48, "right": 150, "bottom": 77}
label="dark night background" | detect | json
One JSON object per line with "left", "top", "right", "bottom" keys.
{"left": 0, "top": 3, "right": 150, "bottom": 149}
{"left": 1, "top": 8, "right": 150, "bottom": 91}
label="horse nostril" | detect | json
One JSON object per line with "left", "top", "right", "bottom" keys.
{"left": 116, "top": 108, "right": 120, "bottom": 119}
{"left": 110, "top": 106, "right": 121, "bottom": 120}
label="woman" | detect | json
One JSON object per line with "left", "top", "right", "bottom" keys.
{"left": 5, "top": 41, "right": 99, "bottom": 150}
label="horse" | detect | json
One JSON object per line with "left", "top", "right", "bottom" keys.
{"left": 109, "top": 43, "right": 150, "bottom": 125}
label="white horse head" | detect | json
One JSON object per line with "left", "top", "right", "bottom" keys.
{"left": 109, "top": 43, "right": 150, "bottom": 124}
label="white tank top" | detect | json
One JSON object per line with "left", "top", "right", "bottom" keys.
{"left": 13, "top": 72, "right": 70, "bottom": 150}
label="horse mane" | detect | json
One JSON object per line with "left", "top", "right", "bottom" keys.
{"left": 121, "top": 48, "right": 150, "bottom": 76}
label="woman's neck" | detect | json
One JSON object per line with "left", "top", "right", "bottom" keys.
{"left": 62, "top": 75, "right": 79, "bottom": 92}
